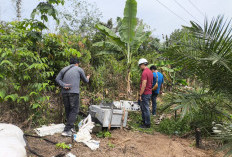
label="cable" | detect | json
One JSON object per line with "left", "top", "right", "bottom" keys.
{"left": 173, "top": 0, "right": 202, "bottom": 24}
{"left": 154, "top": 0, "right": 188, "bottom": 24}
{"left": 187, "top": 0, "right": 205, "bottom": 17}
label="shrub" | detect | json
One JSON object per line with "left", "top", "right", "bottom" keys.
{"left": 157, "top": 117, "right": 191, "bottom": 136}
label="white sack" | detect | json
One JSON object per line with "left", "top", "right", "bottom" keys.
{"left": 0, "top": 123, "right": 27, "bottom": 157}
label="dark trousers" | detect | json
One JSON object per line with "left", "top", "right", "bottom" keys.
{"left": 151, "top": 93, "right": 158, "bottom": 115}
{"left": 141, "top": 94, "right": 152, "bottom": 126}
{"left": 62, "top": 93, "right": 79, "bottom": 131}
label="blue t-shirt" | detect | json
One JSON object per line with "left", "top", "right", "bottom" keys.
{"left": 152, "top": 72, "right": 164, "bottom": 94}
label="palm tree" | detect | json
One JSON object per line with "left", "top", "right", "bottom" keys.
{"left": 164, "top": 15, "right": 232, "bottom": 154}
{"left": 167, "top": 15, "right": 232, "bottom": 97}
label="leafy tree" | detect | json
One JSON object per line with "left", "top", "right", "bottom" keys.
{"left": 0, "top": 0, "right": 66, "bottom": 125}
{"left": 59, "top": 0, "right": 102, "bottom": 37}
{"left": 0, "top": 22, "right": 52, "bottom": 120}
{"left": 31, "top": 0, "right": 64, "bottom": 24}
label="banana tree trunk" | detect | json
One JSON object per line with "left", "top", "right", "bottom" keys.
{"left": 127, "top": 42, "right": 130, "bottom": 64}
{"left": 127, "top": 69, "right": 131, "bottom": 97}
{"left": 126, "top": 43, "right": 132, "bottom": 98}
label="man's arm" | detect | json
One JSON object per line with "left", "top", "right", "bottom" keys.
{"left": 55, "top": 71, "right": 65, "bottom": 88}
{"left": 140, "top": 80, "right": 147, "bottom": 97}
{"left": 55, "top": 70, "right": 71, "bottom": 89}
{"left": 79, "top": 68, "right": 90, "bottom": 83}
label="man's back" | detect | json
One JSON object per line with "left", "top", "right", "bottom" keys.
{"left": 152, "top": 72, "right": 164, "bottom": 94}
{"left": 140, "top": 68, "right": 153, "bottom": 95}
{"left": 56, "top": 65, "right": 89, "bottom": 94}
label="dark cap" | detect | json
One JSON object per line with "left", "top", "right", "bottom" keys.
{"left": 70, "top": 57, "right": 80, "bottom": 64}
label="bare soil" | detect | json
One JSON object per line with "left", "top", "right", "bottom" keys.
{"left": 26, "top": 129, "right": 223, "bottom": 157}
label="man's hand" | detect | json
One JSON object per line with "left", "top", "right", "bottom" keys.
{"left": 139, "top": 80, "right": 147, "bottom": 100}
{"left": 138, "top": 94, "right": 142, "bottom": 101}
{"left": 64, "top": 84, "right": 71, "bottom": 90}
{"left": 87, "top": 75, "right": 91, "bottom": 80}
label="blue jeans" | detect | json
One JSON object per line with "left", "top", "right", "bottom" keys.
{"left": 140, "top": 94, "right": 151, "bottom": 126}
{"left": 151, "top": 93, "right": 158, "bottom": 115}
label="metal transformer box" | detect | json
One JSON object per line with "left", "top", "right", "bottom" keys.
{"left": 89, "top": 105, "right": 128, "bottom": 128}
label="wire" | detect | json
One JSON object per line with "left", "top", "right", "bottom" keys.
{"left": 187, "top": 0, "right": 205, "bottom": 17}
{"left": 173, "top": 0, "right": 202, "bottom": 24}
{"left": 154, "top": 0, "right": 188, "bottom": 24}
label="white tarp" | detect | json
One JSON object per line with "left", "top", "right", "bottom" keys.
{"left": 34, "top": 123, "right": 65, "bottom": 137}
{"left": 74, "top": 115, "right": 100, "bottom": 150}
{"left": 0, "top": 123, "right": 27, "bottom": 157}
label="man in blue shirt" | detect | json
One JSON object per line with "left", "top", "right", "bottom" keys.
{"left": 150, "top": 65, "right": 164, "bottom": 116}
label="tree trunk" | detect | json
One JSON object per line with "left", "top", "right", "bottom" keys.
{"left": 126, "top": 43, "right": 132, "bottom": 98}
{"left": 195, "top": 127, "right": 201, "bottom": 148}
{"left": 127, "top": 69, "right": 131, "bottom": 98}
{"left": 16, "top": 0, "right": 22, "bottom": 21}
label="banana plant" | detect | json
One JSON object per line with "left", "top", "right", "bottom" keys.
{"left": 94, "top": 0, "right": 151, "bottom": 96}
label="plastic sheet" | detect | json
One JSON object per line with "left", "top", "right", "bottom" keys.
{"left": 0, "top": 123, "right": 26, "bottom": 157}
{"left": 34, "top": 124, "right": 65, "bottom": 137}
{"left": 74, "top": 115, "right": 100, "bottom": 150}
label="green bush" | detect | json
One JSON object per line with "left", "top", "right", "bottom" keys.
{"left": 157, "top": 117, "right": 191, "bottom": 136}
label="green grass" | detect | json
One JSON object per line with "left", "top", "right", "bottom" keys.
{"left": 127, "top": 111, "right": 158, "bottom": 134}
{"left": 56, "top": 142, "right": 71, "bottom": 150}
{"left": 96, "top": 131, "right": 112, "bottom": 138}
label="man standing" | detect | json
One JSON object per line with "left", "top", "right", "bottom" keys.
{"left": 56, "top": 57, "right": 90, "bottom": 136}
{"left": 138, "top": 58, "right": 153, "bottom": 128}
{"left": 150, "top": 65, "right": 164, "bottom": 116}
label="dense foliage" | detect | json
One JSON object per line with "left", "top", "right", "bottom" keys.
{"left": 0, "top": 0, "right": 231, "bottom": 154}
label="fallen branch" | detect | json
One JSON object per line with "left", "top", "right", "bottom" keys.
{"left": 27, "top": 145, "right": 44, "bottom": 157}
{"left": 117, "top": 138, "right": 131, "bottom": 145}
{"left": 24, "top": 135, "right": 44, "bottom": 157}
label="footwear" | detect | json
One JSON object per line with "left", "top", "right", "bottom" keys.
{"left": 140, "top": 124, "right": 150, "bottom": 128}
{"left": 136, "top": 121, "right": 145, "bottom": 124}
{"left": 153, "top": 114, "right": 157, "bottom": 117}
{"left": 70, "top": 128, "right": 76, "bottom": 133}
{"left": 61, "top": 130, "right": 72, "bottom": 137}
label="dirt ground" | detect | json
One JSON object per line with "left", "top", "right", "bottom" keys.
{"left": 26, "top": 129, "right": 224, "bottom": 157}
